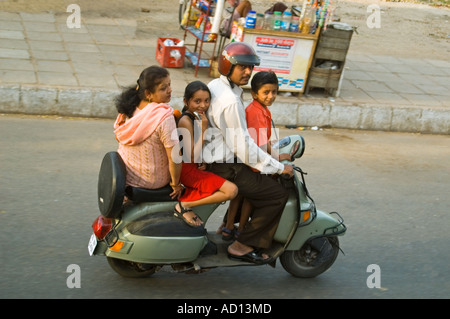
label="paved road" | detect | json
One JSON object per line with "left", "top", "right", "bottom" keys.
{"left": 0, "top": 114, "right": 449, "bottom": 300}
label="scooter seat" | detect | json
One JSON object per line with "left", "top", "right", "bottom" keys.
{"left": 125, "top": 185, "right": 175, "bottom": 203}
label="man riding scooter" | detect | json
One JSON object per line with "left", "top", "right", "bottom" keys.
{"left": 204, "top": 42, "right": 294, "bottom": 264}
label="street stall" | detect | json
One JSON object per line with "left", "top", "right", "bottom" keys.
{"left": 233, "top": 0, "right": 337, "bottom": 94}
{"left": 175, "top": 0, "right": 353, "bottom": 95}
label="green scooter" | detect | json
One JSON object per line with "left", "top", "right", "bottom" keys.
{"left": 88, "top": 135, "right": 346, "bottom": 278}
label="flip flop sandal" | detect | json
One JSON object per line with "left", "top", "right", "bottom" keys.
{"left": 173, "top": 202, "right": 202, "bottom": 227}
{"left": 227, "top": 249, "right": 271, "bottom": 265}
{"left": 221, "top": 227, "right": 235, "bottom": 241}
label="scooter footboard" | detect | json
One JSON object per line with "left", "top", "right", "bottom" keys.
{"left": 285, "top": 210, "right": 346, "bottom": 251}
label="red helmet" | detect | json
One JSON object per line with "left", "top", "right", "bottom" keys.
{"left": 218, "top": 42, "right": 260, "bottom": 76}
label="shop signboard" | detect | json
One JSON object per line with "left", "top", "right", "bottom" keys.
{"left": 243, "top": 30, "right": 318, "bottom": 93}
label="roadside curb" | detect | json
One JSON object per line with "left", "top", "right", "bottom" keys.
{"left": 1, "top": 84, "right": 448, "bottom": 134}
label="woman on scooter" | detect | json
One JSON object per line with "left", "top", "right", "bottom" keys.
{"left": 175, "top": 81, "right": 238, "bottom": 226}
{"left": 114, "top": 65, "right": 184, "bottom": 204}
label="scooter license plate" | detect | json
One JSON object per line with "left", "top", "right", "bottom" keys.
{"left": 88, "top": 233, "right": 97, "bottom": 256}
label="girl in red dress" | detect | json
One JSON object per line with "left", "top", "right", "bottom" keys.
{"left": 175, "top": 81, "right": 238, "bottom": 227}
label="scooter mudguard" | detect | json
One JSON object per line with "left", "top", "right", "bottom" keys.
{"left": 285, "top": 210, "right": 346, "bottom": 251}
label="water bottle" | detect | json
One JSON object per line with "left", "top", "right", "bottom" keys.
{"left": 255, "top": 13, "right": 265, "bottom": 29}
{"left": 290, "top": 15, "right": 299, "bottom": 32}
{"left": 264, "top": 12, "right": 273, "bottom": 30}
{"left": 245, "top": 10, "right": 257, "bottom": 29}
{"left": 272, "top": 11, "right": 282, "bottom": 30}
{"left": 281, "top": 11, "right": 292, "bottom": 31}
{"left": 301, "top": 5, "right": 314, "bottom": 34}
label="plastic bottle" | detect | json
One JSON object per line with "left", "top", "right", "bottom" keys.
{"left": 301, "top": 5, "right": 313, "bottom": 34}
{"left": 272, "top": 11, "right": 282, "bottom": 30}
{"left": 281, "top": 11, "right": 292, "bottom": 31}
{"left": 310, "top": 12, "right": 317, "bottom": 34}
{"left": 310, "top": 5, "right": 318, "bottom": 34}
{"left": 264, "top": 12, "right": 273, "bottom": 30}
{"left": 245, "top": 10, "right": 257, "bottom": 29}
{"left": 255, "top": 13, "right": 264, "bottom": 29}
{"left": 290, "top": 15, "right": 299, "bottom": 32}
{"left": 309, "top": 1, "right": 318, "bottom": 34}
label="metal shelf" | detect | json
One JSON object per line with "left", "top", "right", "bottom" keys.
{"left": 183, "top": 1, "right": 217, "bottom": 77}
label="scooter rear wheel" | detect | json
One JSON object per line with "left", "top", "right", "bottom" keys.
{"left": 280, "top": 236, "right": 340, "bottom": 278}
{"left": 107, "top": 257, "right": 157, "bottom": 278}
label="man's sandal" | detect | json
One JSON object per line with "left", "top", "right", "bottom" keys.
{"left": 228, "top": 249, "right": 271, "bottom": 265}
{"left": 173, "top": 202, "right": 203, "bottom": 227}
{"left": 222, "top": 226, "right": 242, "bottom": 241}
{"left": 221, "top": 227, "right": 235, "bottom": 241}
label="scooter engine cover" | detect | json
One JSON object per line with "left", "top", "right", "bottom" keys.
{"left": 97, "top": 152, "right": 126, "bottom": 218}
{"left": 127, "top": 211, "right": 206, "bottom": 237}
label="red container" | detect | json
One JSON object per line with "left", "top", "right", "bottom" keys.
{"left": 156, "top": 37, "right": 185, "bottom": 68}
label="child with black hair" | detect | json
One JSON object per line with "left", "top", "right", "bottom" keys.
{"left": 246, "top": 71, "right": 290, "bottom": 160}
{"left": 176, "top": 81, "right": 238, "bottom": 226}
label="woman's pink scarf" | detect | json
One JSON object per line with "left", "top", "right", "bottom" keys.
{"left": 114, "top": 102, "right": 173, "bottom": 146}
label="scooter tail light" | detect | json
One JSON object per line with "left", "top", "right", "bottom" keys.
{"left": 92, "top": 215, "right": 113, "bottom": 240}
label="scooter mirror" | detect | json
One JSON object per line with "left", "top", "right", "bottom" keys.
{"left": 290, "top": 135, "right": 305, "bottom": 159}
{"left": 290, "top": 140, "right": 300, "bottom": 161}
{"left": 273, "top": 135, "right": 305, "bottom": 160}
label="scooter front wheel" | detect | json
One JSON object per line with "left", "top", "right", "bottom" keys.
{"left": 280, "top": 236, "right": 340, "bottom": 278}
{"left": 107, "top": 257, "right": 157, "bottom": 278}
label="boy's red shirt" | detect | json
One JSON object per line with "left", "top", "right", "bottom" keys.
{"left": 245, "top": 99, "right": 272, "bottom": 147}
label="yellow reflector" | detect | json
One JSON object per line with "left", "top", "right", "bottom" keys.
{"left": 110, "top": 240, "right": 124, "bottom": 252}
{"left": 303, "top": 210, "right": 311, "bottom": 221}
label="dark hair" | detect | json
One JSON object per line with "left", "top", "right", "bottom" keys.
{"left": 115, "top": 65, "right": 170, "bottom": 118}
{"left": 182, "top": 81, "right": 211, "bottom": 112}
{"left": 250, "top": 71, "right": 279, "bottom": 93}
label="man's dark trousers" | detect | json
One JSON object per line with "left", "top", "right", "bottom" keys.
{"left": 207, "top": 162, "right": 289, "bottom": 249}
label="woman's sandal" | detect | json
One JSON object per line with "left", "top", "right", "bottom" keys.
{"left": 173, "top": 202, "right": 203, "bottom": 227}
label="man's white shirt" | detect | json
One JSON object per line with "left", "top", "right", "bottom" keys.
{"left": 203, "top": 75, "right": 284, "bottom": 175}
